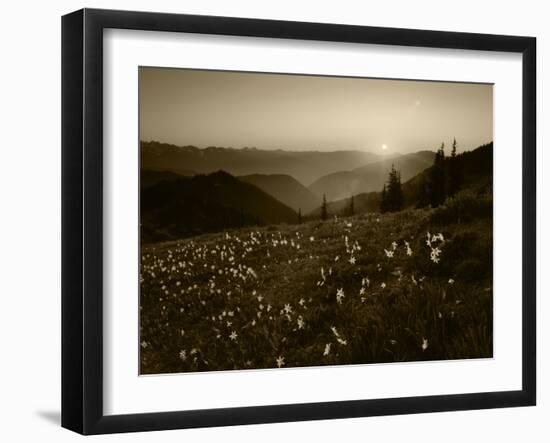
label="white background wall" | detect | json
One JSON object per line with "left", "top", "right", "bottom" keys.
{"left": 0, "top": 0, "right": 546, "bottom": 441}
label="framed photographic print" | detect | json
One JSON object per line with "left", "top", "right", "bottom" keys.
{"left": 61, "top": 8, "right": 536, "bottom": 435}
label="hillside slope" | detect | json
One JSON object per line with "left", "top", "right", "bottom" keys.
{"left": 141, "top": 203, "right": 493, "bottom": 374}
{"left": 309, "top": 192, "right": 381, "bottom": 217}
{"left": 309, "top": 143, "right": 493, "bottom": 216}
{"left": 400, "top": 142, "right": 493, "bottom": 208}
{"left": 141, "top": 171, "right": 298, "bottom": 242}
{"left": 238, "top": 174, "right": 320, "bottom": 213}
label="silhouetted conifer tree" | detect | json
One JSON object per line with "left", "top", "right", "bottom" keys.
{"left": 321, "top": 194, "right": 328, "bottom": 221}
{"left": 380, "top": 184, "right": 388, "bottom": 213}
{"left": 416, "top": 178, "right": 431, "bottom": 208}
{"left": 349, "top": 195, "right": 355, "bottom": 216}
{"left": 448, "top": 137, "right": 462, "bottom": 197}
{"left": 298, "top": 208, "right": 302, "bottom": 224}
{"left": 386, "top": 164, "right": 404, "bottom": 212}
{"left": 429, "top": 142, "right": 446, "bottom": 207}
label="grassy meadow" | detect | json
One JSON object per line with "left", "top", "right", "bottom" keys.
{"left": 140, "top": 192, "right": 493, "bottom": 374}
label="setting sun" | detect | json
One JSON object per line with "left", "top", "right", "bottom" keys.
{"left": 382, "top": 144, "right": 388, "bottom": 150}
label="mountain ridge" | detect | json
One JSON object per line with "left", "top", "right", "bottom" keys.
{"left": 141, "top": 140, "right": 385, "bottom": 184}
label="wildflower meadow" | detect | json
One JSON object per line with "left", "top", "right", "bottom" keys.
{"left": 140, "top": 199, "right": 492, "bottom": 374}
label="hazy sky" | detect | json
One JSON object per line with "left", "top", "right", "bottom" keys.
{"left": 140, "top": 67, "right": 493, "bottom": 154}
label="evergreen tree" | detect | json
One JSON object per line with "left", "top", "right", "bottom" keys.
{"left": 321, "top": 194, "right": 328, "bottom": 221}
{"left": 380, "top": 184, "right": 388, "bottom": 213}
{"left": 386, "top": 164, "right": 404, "bottom": 212}
{"left": 429, "top": 142, "right": 446, "bottom": 207}
{"left": 298, "top": 208, "right": 302, "bottom": 224}
{"left": 416, "top": 178, "right": 431, "bottom": 208}
{"left": 448, "top": 137, "right": 462, "bottom": 197}
{"left": 396, "top": 170, "right": 403, "bottom": 210}
{"left": 349, "top": 195, "right": 355, "bottom": 216}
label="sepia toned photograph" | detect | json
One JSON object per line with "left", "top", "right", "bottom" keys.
{"left": 139, "top": 67, "right": 493, "bottom": 375}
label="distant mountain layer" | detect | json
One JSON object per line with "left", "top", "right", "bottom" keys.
{"left": 141, "top": 171, "right": 297, "bottom": 243}
{"left": 141, "top": 169, "right": 194, "bottom": 189}
{"left": 309, "top": 151, "right": 435, "bottom": 201}
{"left": 141, "top": 141, "right": 383, "bottom": 185}
{"left": 238, "top": 174, "right": 320, "bottom": 213}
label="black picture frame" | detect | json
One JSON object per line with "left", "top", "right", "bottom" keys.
{"left": 61, "top": 8, "right": 536, "bottom": 435}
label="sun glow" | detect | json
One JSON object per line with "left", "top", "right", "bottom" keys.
{"left": 382, "top": 144, "right": 388, "bottom": 150}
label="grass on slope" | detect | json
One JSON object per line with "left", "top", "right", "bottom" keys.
{"left": 140, "top": 193, "right": 493, "bottom": 374}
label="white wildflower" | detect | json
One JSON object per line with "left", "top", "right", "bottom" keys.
{"left": 430, "top": 247, "right": 442, "bottom": 263}
{"left": 336, "top": 288, "right": 345, "bottom": 304}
